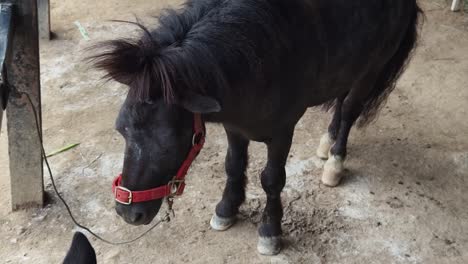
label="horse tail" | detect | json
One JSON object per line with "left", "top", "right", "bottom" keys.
{"left": 357, "top": 2, "right": 423, "bottom": 127}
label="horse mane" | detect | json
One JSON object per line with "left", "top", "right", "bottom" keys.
{"left": 88, "top": 32, "right": 175, "bottom": 102}
{"left": 88, "top": 0, "right": 285, "bottom": 103}
{"left": 88, "top": 22, "right": 224, "bottom": 103}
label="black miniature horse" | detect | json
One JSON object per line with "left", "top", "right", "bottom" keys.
{"left": 90, "top": 0, "right": 421, "bottom": 255}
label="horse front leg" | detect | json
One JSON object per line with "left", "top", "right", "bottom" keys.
{"left": 210, "top": 128, "right": 249, "bottom": 231}
{"left": 257, "top": 130, "right": 293, "bottom": 255}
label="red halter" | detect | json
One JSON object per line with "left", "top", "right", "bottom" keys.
{"left": 112, "top": 113, "right": 205, "bottom": 205}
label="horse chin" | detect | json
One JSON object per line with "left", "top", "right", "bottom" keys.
{"left": 143, "top": 207, "right": 161, "bottom": 225}
{"left": 115, "top": 199, "right": 163, "bottom": 226}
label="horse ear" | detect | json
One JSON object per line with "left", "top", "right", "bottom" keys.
{"left": 179, "top": 92, "right": 221, "bottom": 113}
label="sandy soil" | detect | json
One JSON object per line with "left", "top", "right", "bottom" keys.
{"left": 0, "top": 0, "right": 467, "bottom": 263}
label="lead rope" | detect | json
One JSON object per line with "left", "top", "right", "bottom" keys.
{"left": 19, "top": 90, "right": 172, "bottom": 245}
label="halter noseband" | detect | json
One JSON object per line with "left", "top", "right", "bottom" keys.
{"left": 112, "top": 113, "right": 205, "bottom": 205}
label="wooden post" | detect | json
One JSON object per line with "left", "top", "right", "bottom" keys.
{"left": 0, "top": 100, "right": 3, "bottom": 129}
{"left": 37, "top": 0, "right": 50, "bottom": 40}
{"left": 5, "top": 0, "right": 44, "bottom": 210}
{"left": 451, "top": 0, "right": 461, "bottom": 11}
{"left": 0, "top": 3, "right": 13, "bottom": 130}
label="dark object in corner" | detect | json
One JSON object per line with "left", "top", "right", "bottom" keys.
{"left": 63, "top": 232, "right": 97, "bottom": 264}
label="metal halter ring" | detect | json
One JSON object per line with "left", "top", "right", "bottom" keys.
{"left": 192, "top": 131, "right": 204, "bottom": 146}
{"left": 169, "top": 180, "right": 184, "bottom": 196}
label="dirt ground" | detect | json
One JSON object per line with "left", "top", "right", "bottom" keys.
{"left": 0, "top": 0, "right": 467, "bottom": 263}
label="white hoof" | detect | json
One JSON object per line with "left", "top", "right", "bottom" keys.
{"left": 210, "top": 213, "right": 236, "bottom": 231}
{"left": 322, "top": 155, "right": 344, "bottom": 187}
{"left": 257, "top": 236, "right": 282, "bottom": 256}
{"left": 317, "top": 133, "right": 334, "bottom": 159}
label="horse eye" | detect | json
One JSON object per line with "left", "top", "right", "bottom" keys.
{"left": 116, "top": 125, "right": 128, "bottom": 135}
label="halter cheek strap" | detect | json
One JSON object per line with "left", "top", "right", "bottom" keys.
{"left": 112, "top": 113, "right": 205, "bottom": 205}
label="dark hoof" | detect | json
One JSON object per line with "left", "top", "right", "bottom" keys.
{"left": 210, "top": 213, "right": 236, "bottom": 231}
{"left": 257, "top": 236, "right": 282, "bottom": 255}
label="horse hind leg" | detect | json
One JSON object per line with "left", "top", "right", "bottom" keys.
{"left": 322, "top": 16, "right": 419, "bottom": 187}
{"left": 321, "top": 92, "right": 364, "bottom": 187}
{"left": 321, "top": 59, "right": 402, "bottom": 187}
{"left": 321, "top": 73, "right": 380, "bottom": 187}
{"left": 317, "top": 94, "right": 347, "bottom": 159}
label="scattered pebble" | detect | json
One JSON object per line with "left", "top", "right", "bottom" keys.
{"left": 104, "top": 248, "right": 121, "bottom": 260}
{"left": 386, "top": 197, "right": 404, "bottom": 209}
{"left": 16, "top": 227, "right": 26, "bottom": 235}
{"left": 444, "top": 239, "right": 455, "bottom": 245}
{"left": 32, "top": 214, "right": 46, "bottom": 223}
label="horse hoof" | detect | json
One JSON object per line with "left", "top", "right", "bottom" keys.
{"left": 322, "top": 155, "right": 344, "bottom": 187}
{"left": 257, "top": 236, "right": 281, "bottom": 255}
{"left": 317, "top": 133, "right": 334, "bottom": 160}
{"left": 210, "top": 213, "right": 236, "bottom": 231}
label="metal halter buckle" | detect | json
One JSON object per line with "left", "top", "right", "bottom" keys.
{"left": 115, "top": 186, "right": 133, "bottom": 205}
{"left": 192, "top": 131, "right": 205, "bottom": 146}
{"left": 168, "top": 180, "right": 184, "bottom": 196}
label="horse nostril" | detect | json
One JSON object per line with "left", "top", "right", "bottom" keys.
{"left": 115, "top": 205, "right": 123, "bottom": 216}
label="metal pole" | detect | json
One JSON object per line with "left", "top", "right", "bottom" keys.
{"left": 3, "top": 0, "right": 44, "bottom": 210}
